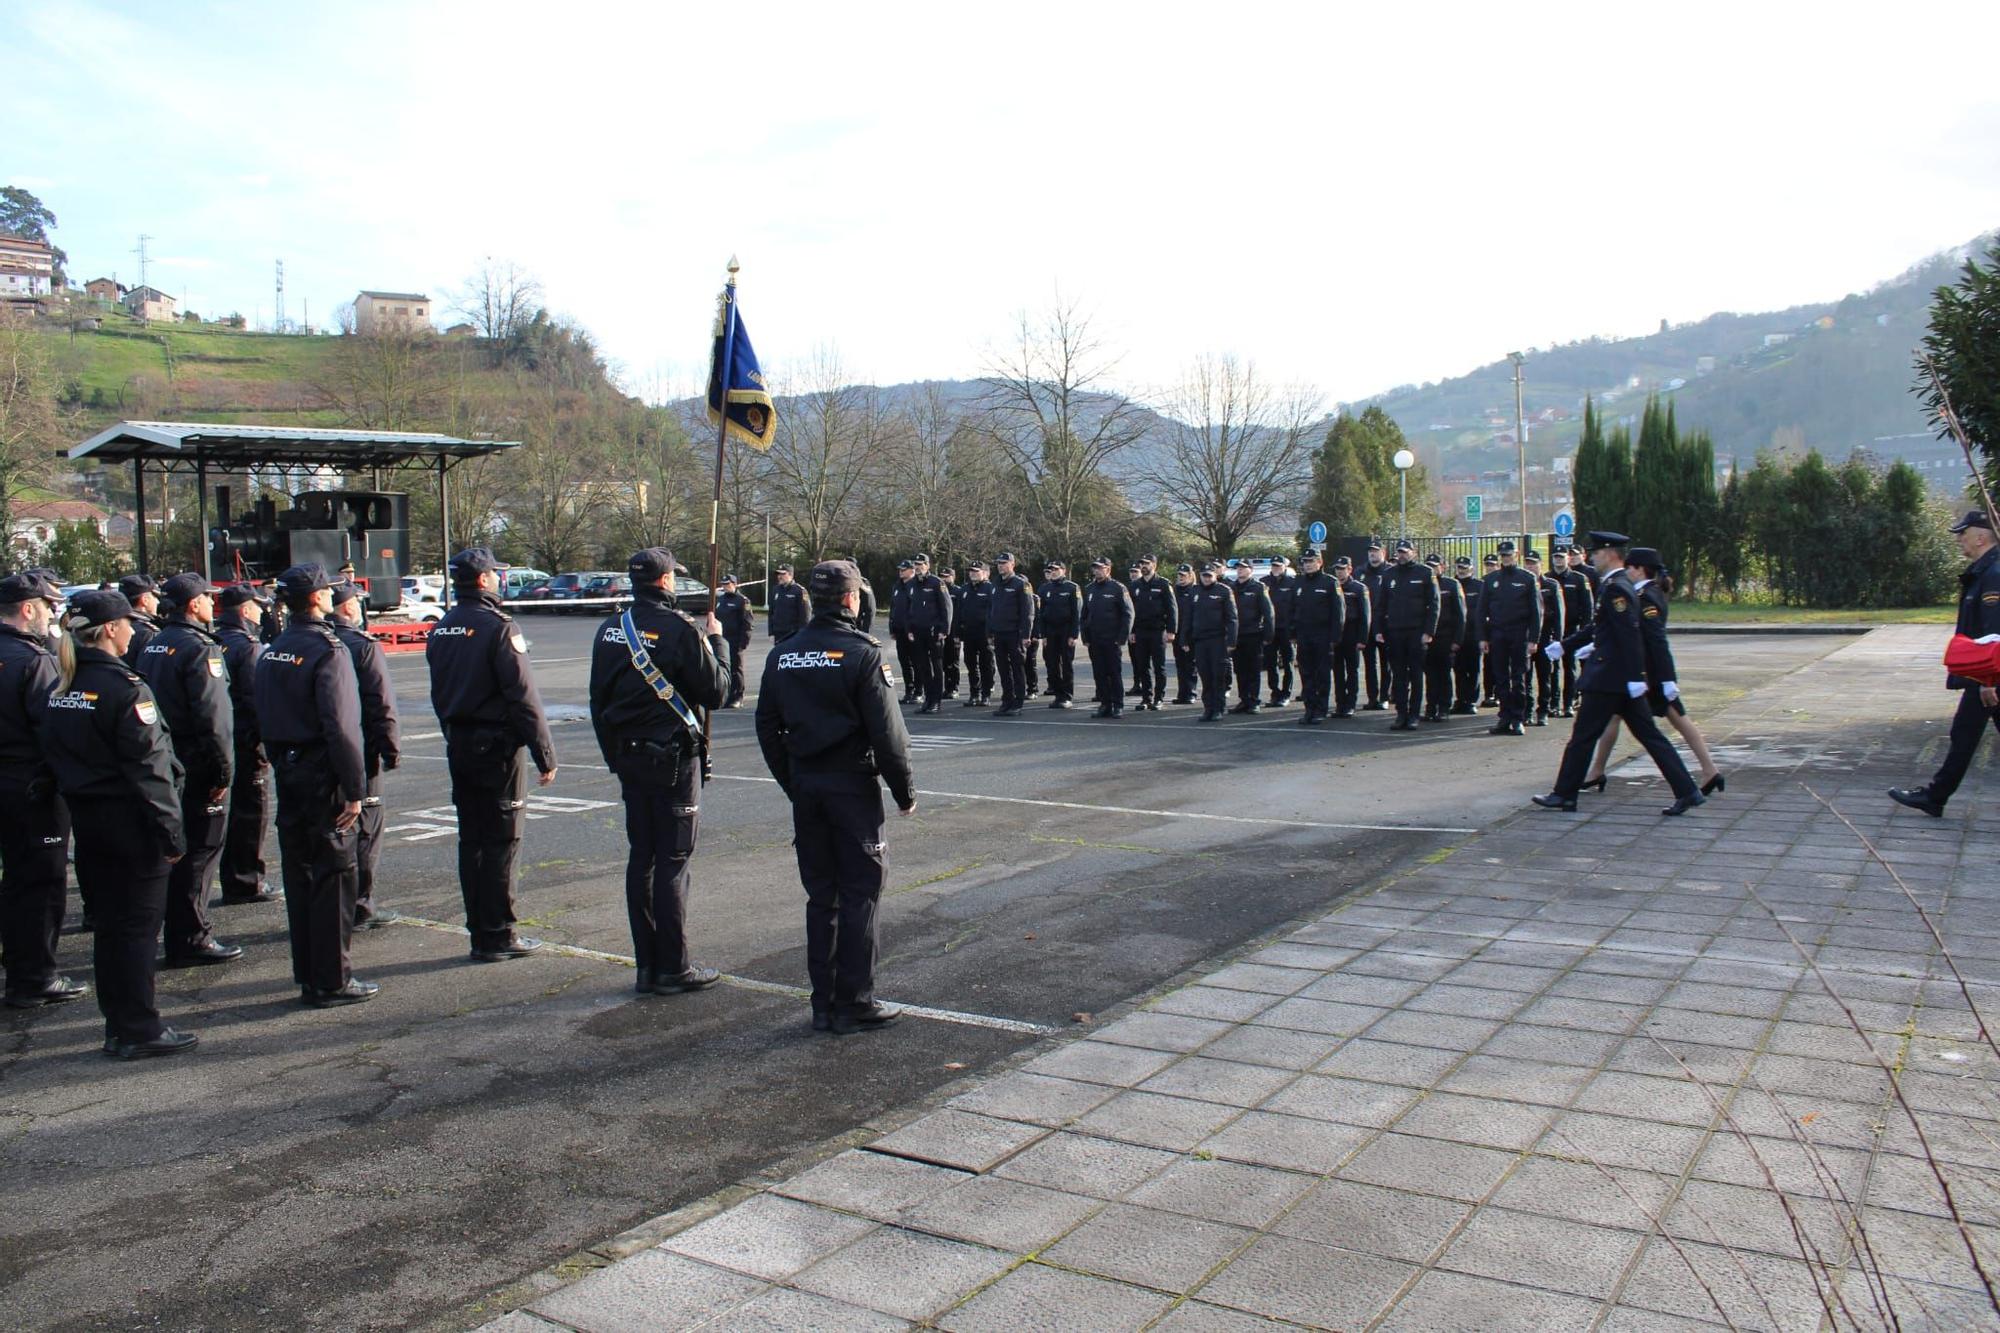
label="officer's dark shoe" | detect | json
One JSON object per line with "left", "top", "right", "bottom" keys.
{"left": 1452, "top": 704, "right": 1477, "bottom": 716}
{"left": 164, "top": 940, "right": 244, "bottom": 967}
{"left": 470, "top": 936, "right": 545, "bottom": 962}
{"left": 994, "top": 707, "right": 1022, "bottom": 718}
{"left": 1244, "top": 703, "right": 1263, "bottom": 714}
{"left": 1333, "top": 708, "right": 1355, "bottom": 719}
{"left": 1480, "top": 697, "right": 1499, "bottom": 708}
{"left": 214, "top": 883, "right": 282, "bottom": 906}
{"left": 111, "top": 1027, "right": 199, "bottom": 1060}
{"left": 1110, "top": 708, "right": 1124, "bottom": 718}
{"left": 1531, "top": 793, "right": 1578, "bottom": 812}
{"left": 303, "top": 979, "right": 380, "bottom": 1008}
{"left": 1488, "top": 722, "right": 1510, "bottom": 735}
{"left": 1530, "top": 714, "right": 1548, "bottom": 727}
{"left": 1888, "top": 787, "right": 1946, "bottom": 818}
{"left": 962, "top": 697, "right": 982, "bottom": 707}
{"left": 5, "top": 977, "right": 90, "bottom": 1008}
{"left": 1661, "top": 793, "right": 1707, "bottom": 817}
{"left": 1508, "top": 722, "right": 1526, "bottom": 736}
{"left": 1389, "top": 719, "right": 1414, "bottom": 731}
{"left": 1201, "top": 710, "right": 1220, "bottom": 722}
{"left": 355, "top": 907, "right": 404, "bottom": 930}
{"left": 919, "top": 702, "right": 940, "bottom": 715}
{"left": 811, "top": 1007, "right": 832, "bottom": 1032}
{"left": 1560, "top": 707, "right": 1576, "bottom": 718}
{"left": 1364, "top": 701, "right": 1387, "bottom": 711}
{"left": 1051, "top": 699, "right": 1072, "bottom": 710}
{"left": 651, "top": 965, "right": 721, "bottom": 993}
{"left": 830, "top": 1003, "right": 899, "bottom": 1035}
{"left": 101, "top": 1036, "right": 119, "bottom": 1056}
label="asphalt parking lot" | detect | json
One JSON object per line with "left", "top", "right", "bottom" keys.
{"left": 0, "top": 620, "right": 1855, "bottom": 1331}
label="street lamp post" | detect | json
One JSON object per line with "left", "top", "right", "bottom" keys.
{"left": 1393, "top": 448, "right": 1415, "bottom": 541}
{"left": 1509, "top": 351, "right": 1528, "bottom": 545}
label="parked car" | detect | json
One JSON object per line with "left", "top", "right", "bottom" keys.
{"left": 581, "top": 574, "right": 633, "bottom": 607}
{"left": 539, "top": 572, "right": 594, "bottom": 605}
{"left": 400, "top": 574, "right": 444, "bottom": 604}
{"left": 673, "top": 577, "right": 712, "bottom": 616}
{"left": 501, "top": 567, "right": 551, "bottom": 599}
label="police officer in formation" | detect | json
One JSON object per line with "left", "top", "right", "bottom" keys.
{"left": 0, "top": 573, "right": 84, "bottom": 1010}
{"left": 331, "top": 581, "right": 401, "bottom": 928}
{"left": 855, "top": 563, "right": 878, "bottom": 635}
{"left": 902, "top": 553, "right": 952, "bottom": 714}
{"left": 1229, "top": 561, "right": 1274, "bottom": 713}
{"left": 1185, "top": 562, "right": 1238, "bottom": 721}
{"left": 937, "top": 565, "right": 962, "bottom": 699}
{"left": 1037, "top": 560, "right": 1081, "bottom": 708}
{"left": 713, "top": 574, "right": 755, "bottom": 708}
{"left": 1480, "top": 540, "right": 1541, "bottom": 735}
{"left": 1080, "top": 557, "right": 1134, "bottom": 719}
{"left": 1170, "top": 564, "right": 1199, "bottom": 705}
{"left": 136, "top": 572, "right": 241, "bottom": 967}
{"left": 1452, "top": 557, "right": 1483, "bottom": 714}
{"left": 118, "top": 573, "right": 163, "bottom": 662}
{"left": 1554, "top": 544, "right": 1594, "bottom": 714}
{"left": 1286, "top": 550, "right": 1343, "bottom": 725}
{"left": 42, "top": 590, "right": 195, "bottom": 1056}
{"left": 1478, "top": 552, "right": 1502, "bottom": 704}
{"left": 958, "top": 561, "right": 996, "bottom": 706}
{"left": 589, "top": 547, "right": 731, "bottom": 995}
{"left": 1128, "top": 555, "right": 1177, "bottom": 710}
{"left": 1420, "top": 554, "right": 1465, "bottom": 723}
{"left": 214, "top": 583, "right": 279, "bottom": 904}
{"left": 1373, "top": 540, "right": 1438, "bottom": 730}
{"left": 256, "top": 564, "right": 377, "bottom": 1006}
{"left": 766, "top": 563, "right": 808, "bottom": 644}
{"left": 1261, "top": 556, "right": 1298, "bottom": 706}
{"left": 754, "top": 560, "right": 914, "bottom": 1034}
{"left": 426, "top": 547, "right": 557, "bottom": 962}
{"left": 1892, "top": 508, "right": 2000, "bottom": 818}
{"left": 987, "top": 552, "right": 1036, "bottom": 716}
{"left": 888, "top": 559, "right": 917, "bottom": 700}
{"left": 1357, "top": 541, "right": 1393, "bottom": 709}
{"left": 1523, "top": 549, "right": 1567, "bottom": 726}
{"left": 1332, "top": 556, "right": 1371, "bottom": 717}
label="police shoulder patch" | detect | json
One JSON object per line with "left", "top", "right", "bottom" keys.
{"left": 1612, "top": 597, "right": 1629, "bottom": 612}
{"left": 510, "top": 632, "right": 528, "bottom": 653}
{"left": 135, "top": 700, "right": 158, "bottom": 726}
{"left": 207, "top": 653, "right": 225, "bottom": 676}
{"left": 1984, "top": 593, "right": 2000, "bottom": 604}
{"left": 1642, "top": 605, "right": 1660, "bottom": 618}
{"left": 881, "top": 663, "right": 894, "bottom": 685}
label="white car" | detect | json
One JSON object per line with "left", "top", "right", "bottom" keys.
{"left": 401, "top": 574, "right": 445, "bottom": 604}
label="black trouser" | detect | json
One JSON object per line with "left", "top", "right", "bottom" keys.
{"left": 617, "top": 741, "right": 699, "bottom": 979}
{"left": 70, "top": 795, "right": 169, "bottom": 1043}
{"left": 1424, "top": 641, "right": 1455, "bottom": 717}
{"left": 1532, "top": 634, "right": 1560, "bottom": 716}
{"left": 1264, "top": 629, "right": 1295, "bottom": 699}
{"left": 1195, "top": 639, "right": 1232, "bottom": 714}
{"left": 1334, "top": 638, "right": 1362, "bottom": 713}
{"left": 993, "top": 633, "right": 1026, "bottom": 708}
{"left": 1172, "top": 635, "right": 1197, "bottom": 702}
{"left": 1130, "top": 628, "right": 1167, "bottom": 704}
{"left": 1554, "top": 691, "right": 1696, "bottom": 801}
{"left": 1296, "top": 638, "right": 1332, "bottom": 717}
{"left": 1456, "top": 645, "right": 1482, "bottom": 712}
{"left": 1483, "top": 646, "right": 1499, "bottom": 702}
{"left": 1929, "top": 688, "right": 2000, "bottom": 805}
{"left": 962, "top": 631, "right": 994, "bottom": 701}
{"left": 0, "top": 784, "right": 69, "bottom": 997}
{"left": 1024, "top": 639, "right": 1039, "bottom": 693}
{"left": 1385, "top": 630, "right": 1426, "bottom": 722}
{"left": 1087, "top": 639, "right": 1125, "bottom": 712}
{"left": 1364, "top": 639, "right": 1387, "bottom": 706}
{"left": 915, "top": 630, "right": 946, "bottom": 705}
{"left": 1233, "top": 633, "right": 1266, "bottom": 707}
{"left": 1043, "top": 636, "right": 1075, "bottom": 702}
{"left": 790, "top": 770, "right": 885, "bottom": 1015}
{"left": 1489, "top": 631, "right": 1531, "bottom": 724}
{"left": 725, "top": 641, "right": 747, "bottom": 707}
{"left": 354, "top": 771, "right": 387, "bottom": 922}
{"left": 220, "top": 736, "right": 268, "bottom": 898}
{"left": 943, "top": 636, "right": 960, "bottom": 696}
{"left": 893, "top": 630, "right": 916, "bottom": 696}
{"left": 271, "top": 747, "right": 359, "bottom": 991}
{"left": 164, "top": 763, "right": 227, "bottom": 957}
{"left": 446, "top": 726, "right": 527, "bottom": 950}
{"left": 1561, "top": 649, "right": 1581, "bottom": 710}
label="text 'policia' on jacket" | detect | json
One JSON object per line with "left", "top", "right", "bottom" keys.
{"left": 253, "top": 614, "right": 368, "bottom": 802}
{"left": 134, "top": 615, "right": 234, "bottom": 784}
{"left": 753, "top": 612, "right": 914, "bottom": 807}
{"left": 589, "top": 584, "right": 731, "bottom": 766}
{"left": 40, "top": 648, "right": 187, "bottom": 855}
{"left": 424, "top": 588, "right": 557, "bottom": 772}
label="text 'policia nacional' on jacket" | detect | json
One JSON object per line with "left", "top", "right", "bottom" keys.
{"left": 135, "top": 614, "right": 234, "bottom": 784}
{"left": 39, "top": 646, "right": 185, "bottom": 855}
{"left": 1373, "top": 562, "right": 1439, "bottom": 637}
{"left": 425, "top": 587, "right": 557, "bottom": 772}
{"left": 1288, "top": 570, "right": 1345, "bottom": 643}
{"left": 589, "top": 583, "right": 731, "bottom": 766}
{"left": 254, "top": 613, "right": 368, "bottom": 803}
{"left": 754, "top": 611, "right": 914, "bottom": 807}
{"left": 1081, "top": 578, "right": 1134, "bottom": 644}
{"left": 1184, "top": 581, "right": 1238, "bottom": 647}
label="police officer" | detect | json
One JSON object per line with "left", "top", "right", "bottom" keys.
{"left": 1892, "top": 509, "right": 2000, "bottom": 817}
{"left": 1229, "top": 561, "right": 1274, "bottom": 713}
{"left": 714, "top": 574, "right": 755, "bottom": 708}
{"left": 256, "top": 565, "right": 376, "bottom": 1005}
{"left": 1523, "top": 550, "right": 1566, "bottom": 726}
{"left": 119, "top": 573, "right": 162, "bottom": 663}
{"left": 1185, "top": 562, "right": 1238, "bottom": 721}
{"left": 137, "top": 572, "right": 242, "bottom": 967}
{"left": 1480, "top": 540, "right": 1542, "bottom": 736}
{"left": 42, "top": 590, "right": 195, "bottom": 1056}
{"left": 958, "top": 561, "right": 996, "bottom": 706}
{"left": 1568, "top": 543, "right": 1602, "bottom": 595}
{"left": 888, "top": 560, "right": 917, "bottom": 702}
{"left": 214, "top": 584, "right": 279, "bottom": 905}
{"left": 1288, "top": 550, "right": 1343, "bottom": 725}
{"left": 1535, "top": 532, "right": 1703, "bottom": 816}
{"left": 754, "top": 560, "right": 914, "bottom": 1034}
{"left": 1373, "top": 540, "right": 1438, "bottom": 730}
{"left": 1479, "top": 552, "right": 1502, "bottom": 705}
{"left": 1357, "top": 541, "right": 1392, "bottom": 709}
{"left": 855, "top": 566, "right": 877, "bottom": 634}
{"left": 1555, "top": 545, "right": 1594, "bottom": 716}
{"left": 331, "top": 582, "right": 401, "bottom": 928}
{"left": 1081, "top": 557, "right": 1134, "bottom": 719}
{"left": 1453, "top": 556, "right": 1483, "bottom": 715}
{"left": 1332, "top": 555, "right": 1370, "bottom": 717}
{"left": 988, "top": 553, "right": 1035, "bottom": 717}
{"left": 1421, "top": 554, "right": 1465, "bottom": 724}
{"left": 426, "top": 547, "right": 558, "bottom": 961}
{"left": 939, "top": 566, "right": 962, "bottom": 700}
{"left": 1128, "top": 555, "right": 1177, "bottom": 710}
{"left": 766, "top": 564, "right": 808, "bottom": 644}
{"left": 1035, "top": 560, "right": 1079, "bottom": 708}
{"left": 590, "top": 547, "right": 732, "bottom": 994}
{"left": 907, "top": 553, "right": 953, "bottom": 714}
{"left": 1170, "top": 564, "right": 1199, "bottom": 705}
{"left": 1261, "top": 555, "right": 1298, "bottom": 706}
{"left": 0, "top": 573, "right": 85, "bottom": 1009}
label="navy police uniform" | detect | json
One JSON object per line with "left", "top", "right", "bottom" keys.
{"left": 1454, "top": 562, "right": 1484, "bottom": 713}
{"left": 1260, "top": 563, "right": 1297, "bottom": 703}
{"left": 1230, "top": 572, "right": 1274, "bottom": 712}
{"left": 958, "top": 568, "right": 996, "bottom": 705}
{"left": 766, "top": 567, "right": 809, "bottom": 643}
{"left": 714, "top": 579, "right": 755, "bottom": 708}
{"left": 888, "top": 566, "right": 917, "bottom": 701}
{"left": 1356, "top": 550, "right": 1393, "bottom": 707}
{"left": 1480, "top": 547, "right": 1542, "bottom": 731}
{"left": 1080, "top": 563, "right": 1134, "bottom": 718}
{"left": 215, "top": 586, "right": 274, "bottom": 902}
{"left": 1128, "top": 564, "right": 1178, "bottom": 709}
{"left": 987, "top": 558, "right": 1036, "bottom": 713}
{"left": 1185, "top": 568, "right": 1238, "bottom": 720}
{"left": 332, "top": 584, "right": 401, "bottom": 925}
{"left": 0, "top": 574, "right": 76, "bottom": 1006}
{"left": 1374, "top": 547, "right": 1439, "bottom": 728}
{"left": 1038, "top": 568, "right": 1081, "bottom": 706}
{"left": 1333, "top": 563, "right": 1371, "bottom": 716}
{"left": 1170, "top": 569, "right": 1199, "bottom": 704}
{"left": 1526, "top": 556, "right": 1567, "bottom": 723}
{"left": 1287, "top": 559, "right": 1344, "bottom": 723}
{"left": 1422, "top": 557, "right": 1465, "bottom": 722}
{"left": 906, "top": 558, "right": 953, "bottom": 710}
{"left": 1896, "top": 513, "right": 2000, "bottom": 814}
{"left": 118, "top": 573, "right": 162, "bottom": 666}
{"left": 1556, "top": 551, "right": 1594, "bottom": 713}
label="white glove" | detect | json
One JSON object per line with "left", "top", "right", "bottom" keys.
{"left": 1542, "top": 641, "right": 1562, "bottom": 661}
{"left": 1575, "top": 644, "right": 1594, "bottom": 662}
{"left": 1662, "top": 680, "right": 1680, "bottom": 701}
{"left": 1627, "top": 682, "right": 1647, "bottom": 699}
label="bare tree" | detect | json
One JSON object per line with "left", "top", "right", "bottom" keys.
{"left": 1150, "top": 354, "right": 1322, "bottom": 555}
{"left": 312, "top": 324, "right": 445, "bottom": 430}
{"left": 604, "top": 402, "right": 702, "bottom": 554}
{"left": 453, "top": 258, "right": 544, "bottom": 348}
{"left": 762, "top": 347, "right": 887, "bottom": 562}
{"left": 980, "top": 297, "right": 1148, "bottom": 555}
{"left": 0, "top": 311, "right": 60, "bottom": 542}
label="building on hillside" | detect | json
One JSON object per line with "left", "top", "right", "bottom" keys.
{"left": 1695, "top": 355, "right": 1717, "bottom": 375}
{"left": 0, "top": 233, "right": 56, "bottom": 300}
{"left": 9, "top": 500, "right": 111, "bottom": 553}
{"left": 122, "top": 285, "right": 179, "bottom": 322}
{"left": 444, "top": 321, "right": 477, "bottom": 338}
{"left": 353, "top": 290, "right": 433, "bottom": 336}
{"left": 85, "top": 277, "right": 126, "bottom": 302}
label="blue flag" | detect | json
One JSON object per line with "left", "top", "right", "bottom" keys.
{"left": 707, "top": 283, "right": 776, "bottom": 451}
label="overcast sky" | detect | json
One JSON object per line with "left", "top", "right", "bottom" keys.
{"left": 11, "top": 1, "right": 2000, "bottom": 407}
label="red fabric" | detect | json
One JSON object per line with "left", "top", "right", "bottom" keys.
{"left": 1944, "top": 634, "right": 2000, "bottom": 685}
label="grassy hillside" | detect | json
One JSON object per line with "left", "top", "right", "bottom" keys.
{"left": 49, "top": 312, "right": 364, "bottom": 427}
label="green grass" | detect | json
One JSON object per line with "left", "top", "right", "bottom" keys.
{"left": 50, "top": 312, "right": 365, "bottom": 426}
{"left": 1672, "top": 601, "right": 1954, "bottom": 624}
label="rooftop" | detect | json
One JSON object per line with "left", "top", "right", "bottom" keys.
{"left": 67, "top": 420, "right": 519, "bottom": 471}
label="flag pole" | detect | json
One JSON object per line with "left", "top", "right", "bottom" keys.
{"left": 698, "top": 256, "right": 739, "bottom": 776}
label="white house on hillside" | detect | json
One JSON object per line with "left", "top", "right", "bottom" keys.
{"left": 354, "top": 290, "right": 433, "bottom": 335}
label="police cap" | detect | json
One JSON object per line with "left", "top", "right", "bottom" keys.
{"left": 808, "top": 560, "right": 862, "bottom": 595}
{"left": 0, "top": 571, "right": 59, "bottom": 605}
{"left": 1626, "top": 546, "right": 1665, "bottom": 572}
{"left": 1044, "top": 560, "right": 1065, "bottom": 572}
{"left": 721, "top": 573, "right": 738, "bottom": 585}
{"left": 896, "top": 559, "right": 913, "bottom": 570}
{"left": 1091, "top": 556, "right": 1112, "bottom": 569}
{"left": 1585, "top": 529, "right": 1630, "bottom": 551}
{"left": 1424, "top": 553, "right": 1443, "bottom": 567}
{"left": 450, "top": 547, "right": 502, "bottom": 584}
{"left": 1176, "top": 563, "right": 1194, "bottom": 574}
{"left": 1483, "top": 553, "right": 1499, "bottom": 566}
{"left": 218, "top": 583, "right": 271, "bottom": 609}
{"left": 969, "top": 560, "right": 988, "bottom": 571}
{"left": 1394, "top": 539, "right": 1415, "bottom": 553}
{"left": 1331, "top": 555, "right": 1352, "bottom": 569}
{"left": 66, "top": 589, "right": 137, "bottom": 629}
{"left": 1270, "top": 556, "right": 1289, "bottom": 568}
{"left": 331, "top": 581, "right": 364, "bottom": 606}
{"left": 775, "top": 563, "right": 794, "bottom": 574}
{"left": 1495, "top": 540, "right": 1516, "bottom": 555}
{"left": 277, "top": 563, "right": 337, "bottom": 598}
{"left": 1524, "top": 549, "right": 1543, "bottom": 562}
{"left": 994, "top": 551, "right": 1017, "bottom": 565}
{"left": 1950, "top": 509, "right": 1994, "bottom": 534}
{"left": 628, "top": 547, "right": 686, "bottom": 582}
{"left": 912, "top": 552, "right": 930, "bottom": 565}
{"left": 161, "top": 571, "right": 223, "bottom": 604}
{"left": 1455, "top": 556, "right": 1474, "bottom": 569}
{"left": 1200, "top": 561, "right": 1221, "bottom": 574}
{"left": 1302, "top": 550, "right": 1323, "bottom": 563}
{"left": 1367, "top": 539, "right": 1384, "bottom": 552}
{"left": 118, "top": 573, "right": 158, "bottom": 601}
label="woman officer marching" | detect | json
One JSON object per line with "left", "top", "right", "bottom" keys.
{"left": 38, "top": 590, "right": 198, "bottom": 1059}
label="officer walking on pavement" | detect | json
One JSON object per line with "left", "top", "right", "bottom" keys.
{"left": 214, "top": 584, "right": 280, "bottom": 905}
{"left": 1480, "top": 540, "right": 1542, "bottom": 736}
{"left": 1288, "top": 549, "right": 1343, "bottom": 725}
{"left": 1186, "top": 562, "right": 1239, "bottom": 721}
{"left": 958, "top": 561, "right": 996, "bottom": 706}
{"left": 1038, "top": 560, "right": 1081, "bottom": 708}
{"left": 137, "top": 573, "right": 242, "bottom": 967}
{"left": 426, "top": 547, "right": 558, "bottom": 962}
{"left": 713, "top": 574, "right": 755, "bottom": 708}
{"left": 331, "top": 582, "right": 401, "bottom": 928}
{"left": 1170, "top": 564, "right": 1199, "bottom": 705}
{"left": 1230, "top": 561, "right": 1274, "bottom": 713}
{"left": 987, "top": 552, "right": 1035, "bottom": 717}
{"left": 1128, "top": 555, "right": 1178, "bottom": 710}
{"left": 589, "top": 547, "right": 732, "bottom": 995}
{"left": 118, "top": 573, "right": 163, "bottom": 663}
{"left": 0, "top": 573, "right": 86, "bottom": 1010}
{"left": 256, "top": 565, "right": 378, "bottom": 1005}
{"left": 1261, "top": 556, "right": 1298, "bottom": 705}
{"left": 907, "top": 554, "right": 953, "bottom": 714}
{"left": 1357, "top": 541, "right": 1392, "bottom": 709}
{"left": 1892, "top": 509, "right": 2000, "bottom": 818}
{"left": 1374, "top": 540, "right": 1438, "bottom": 730}
{"left": 1453, "top": 556, "right": 1483, "bottom": 715}
{"left": 766, "top": 564, "right": 808, "bottom": 644}
{"left": 1332, "top": 555, "right": 1371, "bottom": 718}
{"left": 1081, "top": 557, "right": 1135, "bottom": 719}
{"left": 754, "top": 560, "right": 915, "bottom": 1034}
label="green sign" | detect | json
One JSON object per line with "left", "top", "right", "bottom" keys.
{"left": 1464, "top": 494, "right": 1484, "bottom": 524}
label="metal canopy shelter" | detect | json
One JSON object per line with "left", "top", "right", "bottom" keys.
{"left": 66, "top": 420, "right": 518, "bottom": 580}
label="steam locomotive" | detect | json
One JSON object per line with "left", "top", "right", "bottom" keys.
{"left": 205, "top": 485, "right": 411, "bottom": 612}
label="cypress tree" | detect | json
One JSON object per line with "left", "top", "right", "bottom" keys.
{"left": 1632, "top": 395, "right": 1679, "bottom": 568}
{"left": 1573, "top": 396, "right": 1606, "bottom": 528}
{"left": 1601, "top": 426, "right": 1635, "bottom": 536}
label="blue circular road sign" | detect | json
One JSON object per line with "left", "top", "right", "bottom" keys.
{"left": 1307, "top": 521, "right": 1328, "bottom": 544}
{"left": 1553, "top": 511, "right": 1576, "bottom": 538}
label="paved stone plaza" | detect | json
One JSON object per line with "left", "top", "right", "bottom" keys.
{"left": 472, "top": 627, "right": 2000, "bottom": 1331}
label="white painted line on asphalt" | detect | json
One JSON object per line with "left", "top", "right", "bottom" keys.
{"left": 709, "top": 774, "right": 1475, "bottom": 834}
{"left": 384, "top": 913, "right": 1060, "bottom": 1035}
